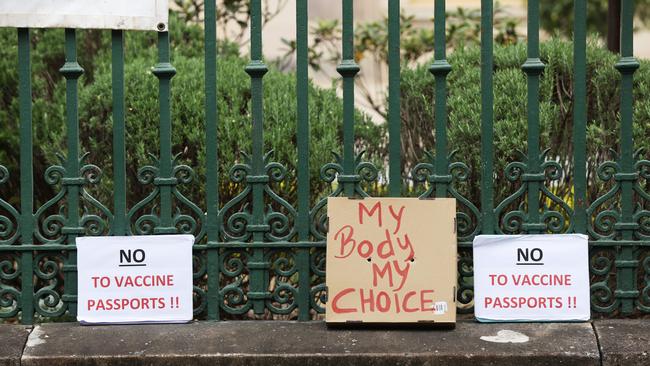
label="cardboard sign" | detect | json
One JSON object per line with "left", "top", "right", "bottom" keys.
{"left": 77, "top": 235, "right": 193, "bottom": 324}
{"left": 326, "top": 197, "right": 457, "bottom": 324}
{"left": 473, "top": 234, "right": 590, "bottom": 322}
{"left": 0, "top": 0, "right": 168, "bottom": 31}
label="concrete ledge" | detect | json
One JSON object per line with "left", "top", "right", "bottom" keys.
{"left": 19, "top": 321, "right": 600, "bottom": 366}
{"left": 0, "top": 324, "right": 30, "bottom": 366}
{"left": 595, "top": 319, "right": 650, "bottom": 366}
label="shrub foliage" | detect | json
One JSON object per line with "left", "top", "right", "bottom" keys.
{"left": 0, "top": 16, "right": 383, "bottom": 211}
{"left": 400, "top": 38, "right": 650, "bottom": 206}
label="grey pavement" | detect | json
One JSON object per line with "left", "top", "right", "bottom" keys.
{"left": 0, "top": 320, "right": 646, "bottom": 365}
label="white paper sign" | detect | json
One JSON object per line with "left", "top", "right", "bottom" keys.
{"left": 0, "top": 0, "right": 168, "bottom": 31}
{"left": 77, "top": 235, "right": 193, "bottom": 324}
{"left": 473, "top": 234, "right": 590, "bottom": 322}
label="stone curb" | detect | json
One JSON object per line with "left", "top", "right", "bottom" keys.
{"left": 0, "top": 320, "right": 646, "bottom": 365}
{"left": 594, "top": 319, "right": 650, "bottom": 366}
{"left": 0, "top": 325, "right": 30, "bottom": 366}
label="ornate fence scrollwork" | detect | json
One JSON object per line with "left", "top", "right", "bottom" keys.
{"left": 411, "top": 151, "right": 480, "bottom": 313}
{"left": 638, "top": 252, "right": 650, "bottom": 312}
{"left": 216, "top": 149, "right": 298, "bottom": 317}
{"left": 412, "top": 151, "right": 481, "bottom": 241}
{"left": 0, "top": 253, "right": 20, "bottom": 317}
{"left": 219, "top": 249, "right": 251, "bottom": 315}
{"left": 193, "top": 250, "right": 207, "bottom": 316}
{"left": 0, "top": 167, "right": 19, "bottom": 245}
{"left": 588, "top": 152, "right": 623, "bottom": 240}
{"left": 266, "top": 250, "right": 298, "bottom": 316}
{"left": 34, "top": 154, "right": 112, "bottom": 244}
{"left": 495, "top": 149, "right": 574, "bottom": 235}
{"left": 633, "top": 152, "right": 650, "bottom": 241}
{"left": 310, "top": 151, "right": 378, "bottom": 241}
{"left": 590, "top": 247, "right": 618, "bottom": 313}
{"left": 310, "top": 249, "right": 327, "bottom": 314}
{"left": 218, "top": 151, "right": 297, "bottom": 243}
{"left": 127, "top": 153, "right": 205, "bottom": 242}
{"left": 33, "top": 252, "right": 67, "bottom": 318}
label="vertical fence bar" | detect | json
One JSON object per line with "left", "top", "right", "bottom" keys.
{"left": 112, "top": 30, "right": 127, "bottom": 236}
{"left": 337, "top": 0, "right": 360, "bottom": 197}
{"left": 388, "top": 0, "right": 401, "bottom": 196}
{"left": 245, "top": 0, "right": 269, "bottom": 315}
{"left": 431, "top": 0, "right": 452, "bottom": 197}
{"left": 608, "top": 0, "right": 622, "bottom": 54}
{"left": 205, "top": 0, "right": 221, "bottom": 320}
{"left": 522, "top": 0, "right": 545, "bottom": 234}
{"left": 18, "top": 28, "right": 34, "bottom": 324}
{"left": 573, "top": 0, "right": 587, "bottom": 235}
{"left": 296, "top": 0, "right": 311, "bottom": 320}
{"left": 614, "top": 0, "right": 640, "bottom": 314}
{"left": 60, "top": 28, "right": 84, "bottom": 317}
{"left": 152, "top": 32, "right": 177, "bottom": 234}
{"left": 480, "top": 0, "right": 495, "bottom": 234}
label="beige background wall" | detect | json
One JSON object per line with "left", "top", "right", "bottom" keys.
{"left": 246, "top": 0, "right": 650, "bottom": 122}
{"left": 259, "top": 0, "right": 649, "bottom": 60}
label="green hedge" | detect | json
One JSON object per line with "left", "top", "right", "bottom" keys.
{"left": 400, "top": 38, "right": 650, "bottom": 205}
{"left": 2, "top": 19, "right": 647, "bottom": 218}
{"left": 0, "top": 16, "right": 384, "bottom": 212}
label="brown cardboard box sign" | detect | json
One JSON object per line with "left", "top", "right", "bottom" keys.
{"left": 326, "top": 197, "right": 457, "bottom": 326}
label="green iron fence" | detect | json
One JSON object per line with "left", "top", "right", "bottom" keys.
{"left": 1, "top": 0, "right": 649, "bottom": 324}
